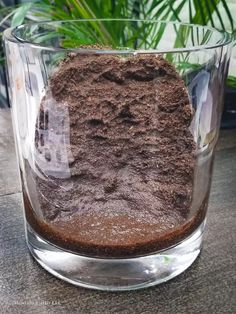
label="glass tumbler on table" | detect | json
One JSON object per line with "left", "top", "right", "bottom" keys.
{"left": 3, "top": 19, "right": 232, "bottom": 290}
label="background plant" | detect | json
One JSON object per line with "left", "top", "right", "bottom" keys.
{"left": 1, "top": 0, "right": 235, "bottom": 82}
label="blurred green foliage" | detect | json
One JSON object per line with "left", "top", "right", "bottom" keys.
{"left": 0, "top": 0, "right": 235, "bottom": 86}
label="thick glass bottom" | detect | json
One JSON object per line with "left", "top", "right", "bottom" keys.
{"left": 26, "top": 221, "right": 205, "bottom": 291}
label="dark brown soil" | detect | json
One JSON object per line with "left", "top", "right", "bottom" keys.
{"left": 24, "top": 53, "right": 205, "bottom": 257}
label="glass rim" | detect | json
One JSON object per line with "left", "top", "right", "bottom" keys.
{"left": 4, "top": 18, "right": 232, "bottom": 54}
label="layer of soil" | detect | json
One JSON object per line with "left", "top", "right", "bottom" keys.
{"left": 24, "top": 52, "right": 205, "bottom": 257}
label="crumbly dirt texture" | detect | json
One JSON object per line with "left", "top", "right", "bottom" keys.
{"left": 24, "top": 52, "right": 204, "bottom": 257}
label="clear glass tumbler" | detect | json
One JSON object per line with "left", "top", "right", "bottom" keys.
{"left": 3, "top": 19, "right": 232, "bottom": 291}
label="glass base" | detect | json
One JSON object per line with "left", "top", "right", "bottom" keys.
{"left": 26, "top": 221, "right": 205, "bottom": 291}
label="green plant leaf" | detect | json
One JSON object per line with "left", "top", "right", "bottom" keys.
{"left": 11, "top": 3, "right": 33, "bottom": 28}
{"left": 193, "top": 0, "right": 206, "bottom": 25}
{"left": 169, "top": 0, "right": 186, "bottom": 22}
{"left": 204, "top": 0, "right": 215, "bottom": 28}
{"left": 221, "top": 0, "right": 234, "bottom": 31}
{"left": 227, "top": 75, "right": 236, "bottom": 88}
{"left": 209, "top": 0, "right": 226, "bottom": 31}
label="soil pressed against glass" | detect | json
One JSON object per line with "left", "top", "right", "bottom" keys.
{"left": 24, "top": 53, "right": 206, "bottom": 257}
